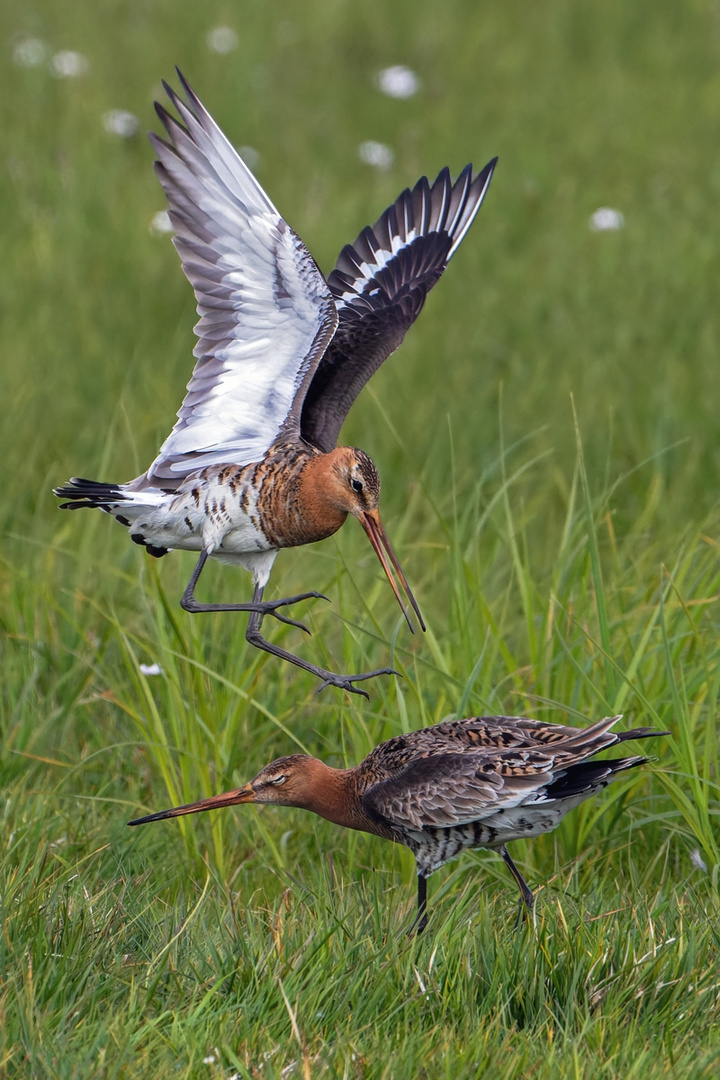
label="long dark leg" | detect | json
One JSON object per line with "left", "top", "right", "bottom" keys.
{"left": 500, "top": 845, "right": 534, "bottom": 925}
{"left": 180, "top": 553, "right": 399, "bottom": 698}
{"left": 245, "top": 585, "right": 398, "bottom": 699}
{"left": 409, "top": 874, "right": 428, "bottom": 935}
{"left": 180, "top": 550, "right": 326, "bottom": 630}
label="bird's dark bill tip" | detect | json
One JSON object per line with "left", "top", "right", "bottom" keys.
{"left": 127, "top": 809, "right": 176, "bottom": 827}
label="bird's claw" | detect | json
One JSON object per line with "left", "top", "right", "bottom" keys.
{"left": 316, "top": 667, "right": 401, "bottom": 698}
{"left": 264, "top": 591, "right": 329, "bottom": 610}
{"left": 257, "top": 591, "right": 331, "bottom": 633}
{"left": 258, "top": 591, "right": 329, "bottom": 619}
{"left": 268, "top": 611, "right": 312, "bottom": 635}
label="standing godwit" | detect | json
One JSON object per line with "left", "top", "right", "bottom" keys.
{"left": 54, "top": 72, "right": 497, "bottom": 696}
{"left": 128, "top": 713, "right": 666, "bottom": 931}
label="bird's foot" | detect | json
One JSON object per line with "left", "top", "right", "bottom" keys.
{"left": 316, "top": 666, "right": 400, "bottom": 700}
{"left": 254, "top": 592, "right": 329, "bottom": 634}
{"left": 245, "top": 623, "right": 400, "bottom": 699}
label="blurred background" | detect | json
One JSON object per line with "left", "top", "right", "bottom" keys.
{"left": 2, "top": 0, "right": 720, "bottom": 1073}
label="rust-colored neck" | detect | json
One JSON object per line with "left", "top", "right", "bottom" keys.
{"left": 288, "top": 759, "right": 389, "bottom": 838}
{"left": 294, "top": 760, "right": 361, "bottom": 830}
{"left": 258, "top": 447, "right": 348, "bottom": 548}
{"left": 294, "top": 453, "right": 349, "bottom": 543}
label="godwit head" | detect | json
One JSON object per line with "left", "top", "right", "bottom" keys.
{"left": 299, "top": 446, "right": 424, "bottom": 632}
{"left": 129, "top": 754, "right": 357, "bottom": 829}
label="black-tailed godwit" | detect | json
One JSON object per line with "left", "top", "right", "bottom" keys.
{"left": 129, "top": 713, "right": 666, "bottom": 931}
{"left": 55, "top": 72, "right": 497, "bottom": 696}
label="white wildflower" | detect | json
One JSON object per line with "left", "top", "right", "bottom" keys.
{"left": 376, "top": 65, "right": 420, "bottom": 99}
{"left": 103, "top": 110, "right": 139, "bottom": 138}
{"left": 358, "top": 140, "right": 394, "bottom": 170}
{"left": 238, "top": 145, "right": 260, "bottom": 171}
{"left": 13, "top": 37, "right": 47, "bottom": 68}
{"left": 589, "top": 207, "right": 625, "bottom": 232}
{"left": 139, "top": 662, "right": 163, "bottom": 677}
{"left": 50, "top": 50, "right": 90, "bottom": 78}
{"left": 149, "top": 211, "right": 173, "bottom": 236}
{"left": 690, "top": 848, "right": 708, "bottom": 873}
{"left": 207, "top": 26, "right": 238, "bottom": 54}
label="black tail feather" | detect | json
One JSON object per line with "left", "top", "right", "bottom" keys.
{"left": 615, "top": 726, "right": 671, "bottom": 744}
{"left": 545, "top": 755, "right": 648, "bottom": 800}
{"left": 53, "top": 477, "right": 126, "bottom": 508}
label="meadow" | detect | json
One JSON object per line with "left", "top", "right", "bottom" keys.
{"left": 2, "top": 0, "right": 720, "bottom": 1075}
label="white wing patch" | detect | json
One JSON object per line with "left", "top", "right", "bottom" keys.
{"left": 329, "top": 161, "right": 496, "bottom": 315}
{"left": 144, "top": 78, "right": 337, "bottom": 487}
{"left": 333, "top": 227, "right": 419, "bottom": 307}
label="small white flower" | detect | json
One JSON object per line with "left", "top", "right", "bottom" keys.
{"left": 690, "top": 848, "right": 708, "bottom": 873}
{"left": 139, "top": 662, "right": 163, "bottom": 677}
{"left": 207, "top": 26, "right": 238, "bottom": 54}
{"left": 13, "top": 37, "right": 48, "bottom": 68}
{"left": 358, "top": 140, "right": 394, "bottom": 170}
{"left": 51, "top": 50, "right": 89, "bottom": 78}
{"left": 149, "top": 211, "right": 173, "bottom": 236}
{"left": 589, "top": 207, "right": 625, "bottom": 232}
{"left": 103, "top": 110, "right": 139, "bottom": 138}
{"left": 238, "top": 145, "right": 260, "bottom": 171}
{"left": 202, "top": 1053, "right": 216, "bottom": 1065}
{"left": 376, "top": 65, "right": 420, "bottom": 100}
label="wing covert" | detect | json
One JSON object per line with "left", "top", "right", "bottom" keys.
{"left": 362, "top": 749, "right": 557, "bottom": 832}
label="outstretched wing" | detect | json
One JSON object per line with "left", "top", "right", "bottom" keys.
{"left": 299, "top": 159, "right": 497, "bottom": 453}
{"left": 143, "top": 72, "right": 338, "bottom": 489}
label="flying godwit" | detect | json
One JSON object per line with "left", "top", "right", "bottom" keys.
{"left": 128, "top": 713, "right": 666, "bottom": 931}
{"left": 54, "top": 72, "right": 497, "bottom": 696}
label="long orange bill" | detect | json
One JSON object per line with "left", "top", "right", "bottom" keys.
{"left": 128, "top": 783, "right": 254, "bottom": 827}
{"left": 358, "top": 509, "right": 426, "bottom": 634}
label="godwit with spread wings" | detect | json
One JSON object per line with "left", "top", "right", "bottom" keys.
{"left": 55, "top": 73, "right": 497, "bottom": 695}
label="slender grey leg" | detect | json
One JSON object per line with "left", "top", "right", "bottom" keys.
{"left": 245, "top": 585, "right": 399, "bottom": 700}
{"left": 180, "top": 553, "right": 399, "bottom": 698}
{"left": 500, "top": 845, "right": 534, "bottom": 925}
{"left": 409, "top": 874, "right": 428, "bottom": 935}
{"left": 180, "top": 550, "right": 326, "bottom": 630}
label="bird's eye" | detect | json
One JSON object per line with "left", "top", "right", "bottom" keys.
{"left": 351, "top": 478, "right": 363, "bottom": 493}
{"left": 269, "top": 774, "right": 286, "bottom": 786}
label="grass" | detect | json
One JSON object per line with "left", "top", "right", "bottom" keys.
{"left": 2, "top": 0, "right": 720, "bottom": 1075}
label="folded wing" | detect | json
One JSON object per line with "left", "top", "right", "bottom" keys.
{"left": 361, "top": 716, "right": 654, "bottom": 831}
{"left": 362, "top": 750, "right": 558, "bottom": 831}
